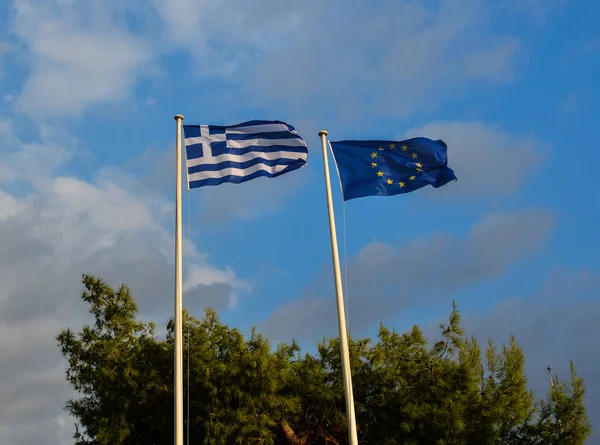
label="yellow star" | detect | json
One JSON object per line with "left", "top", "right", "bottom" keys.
{"left": 371, "top": 152, "right": 377, "bottom": 158}
{"left": 409, "top": 175, "right": 416, "bottom": 181}
{"left": 389, "top": 143, "right": 396, "bottom": 149}
{"left": 417, "top": 168, "right": 423, "bottom": 173}
{"left": 386, "top": 178, "right": 393, "bottom": 185}
{"left": 371, "top": 162, "right": 377, "bottom": 168}
{"left": 379, "top": 146, "right": 384, "bottom": 151}
{"left": 399, "top": 181, "right": 405, "bottom": 187}
{"left": 401, "top": 144, "right": 408, "bottom": 151}
{"left": 411, "top": 153, "right": 418, "bottom": 159}
{"left": 377, "top": 171, "right": 384, "bottom": 177}
{"left": 416, "top": 162, "right": 423, "bottom": 168}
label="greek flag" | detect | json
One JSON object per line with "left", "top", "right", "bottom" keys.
{"left": 183, "top": 120, "right": 308, "bottom": 189}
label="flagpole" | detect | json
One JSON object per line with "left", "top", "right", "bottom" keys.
{"left": 174, "top": 114, "right": 184, "bottom": 445}
{"left": 318, "top": 130, "right": 359, "bottom": 445}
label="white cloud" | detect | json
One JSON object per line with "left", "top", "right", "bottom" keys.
{"left": 402, "top": 121, "right": 546, "bottom": 198}
{"left": 237, "top": 0, "right": 523, "bottom": 120}
{"left": 10, "top": 0, "right": 153, "bottom": 117}
{"left": 0, "top": 190, "right": 20, "bottom": 220}
{"left": 9, "top": 0, "right": 310, "bottom": 117}
{"left": 5, "top": 0, "right": 543, "bottom": 120}
{"left": 0, "top": 41, "right": 13, "bottom": 79}
{"left": 154, "top": 0, "right": 305, "bottom": 77}
{"left": 260, "top": 207, "right": 555, "bottom": 343}
{"left": 0, "top": 121, "right": 249, "bottom": 444}
{"left": 259, "top": 118, "right": 552, "bottom": 342}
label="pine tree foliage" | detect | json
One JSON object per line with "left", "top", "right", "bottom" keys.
{"left": 57, "top": 275, "right": 592, "bottom": 445}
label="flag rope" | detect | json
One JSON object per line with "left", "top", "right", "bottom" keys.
{"left": 329, "top": 140, "right": 350, "bottom": 330}
{"left": 186, "top": 189, "right": 191, "bottom": 445}
{"left": 342, "top": 200, "right": 349, "bottom": 331}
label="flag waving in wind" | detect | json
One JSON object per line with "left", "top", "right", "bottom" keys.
{"left": 329, "top": 137, "right": 457, "bottom": 201}
{"left": 183, "top": 120, "right": 308, "bottom": 189}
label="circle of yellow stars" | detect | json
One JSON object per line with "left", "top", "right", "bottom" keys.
{"left": 369, "top": 142, "right": 423, "bottom": 188}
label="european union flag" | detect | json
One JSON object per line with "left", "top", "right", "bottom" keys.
{"left": 329, "top": 137, "right": 457, "bottom": 201}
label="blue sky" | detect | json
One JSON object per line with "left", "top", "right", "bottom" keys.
{"left": 0, "top": 0, "right": 599, "bottom": 443}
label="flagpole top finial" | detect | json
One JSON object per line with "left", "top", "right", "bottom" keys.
{"left": 174, "top": 114, "right": 184, "bottom": 121}
{"left": 318, "top": 130, "right": 328, "bottom": 137}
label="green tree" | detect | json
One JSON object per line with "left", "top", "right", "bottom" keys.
{"left": 57, "top": 275, "right": 170, "bottom": 445}
{"left": 515, "top": 362, "right": 592, "bottom": 445}
{"left": 174, "top": 309, "right": 298, "bottom": 444}
{"left": 58, "top": 275, "right": 592, "bottom": 445}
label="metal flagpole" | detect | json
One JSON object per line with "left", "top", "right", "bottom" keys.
{"left": 318, "top": 130, "right": 359, "bottom": 445}
{"left": 174, "top": 114, "right": 185, "bottom": 445}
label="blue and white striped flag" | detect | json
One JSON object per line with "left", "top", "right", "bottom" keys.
{"left": 183, "top": 120, "right": 308, "bottom": 189}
